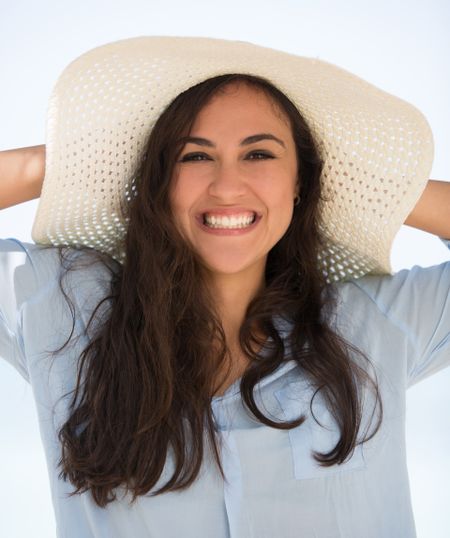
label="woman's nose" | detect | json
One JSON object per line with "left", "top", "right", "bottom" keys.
{"left": 207, "top": 162, "right": 249, "bottom": 199}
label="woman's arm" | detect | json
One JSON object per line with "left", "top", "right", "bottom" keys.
{"left": 0, "top": 145, "right": 45, "bottom": 210}
{"left": 404, "top": 179, "right": 450, "bottom": 239}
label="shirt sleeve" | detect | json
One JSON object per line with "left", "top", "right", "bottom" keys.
{"left": 350, "top": 236, "right": 450, "bottom": 388}
{"left": 1, "top": 237, "right": 116, "bottom": 385}
{"left": 0, "top": 238, "right": 42, "bottom": 382}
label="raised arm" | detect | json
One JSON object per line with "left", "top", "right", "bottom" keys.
{"left": 404, "top": 179, "right": 450, "bottom": 240}
{"left": 0, "top": 144, "right": 45, "bottom": 209}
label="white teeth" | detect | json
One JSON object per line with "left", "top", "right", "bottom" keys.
{"left": 203, "top": 214, "right": 256, "bottom": 229}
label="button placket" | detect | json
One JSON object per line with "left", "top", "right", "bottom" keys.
{"left": 211, "top": 399, "right": 251, "bottom": 538}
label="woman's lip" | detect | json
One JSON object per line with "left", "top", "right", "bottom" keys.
{"left": 195, "top": 213, "right": 262, "bottom": 235}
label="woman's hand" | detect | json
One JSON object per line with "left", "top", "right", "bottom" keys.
{"left": 0, "top": 144, "right": 45, "bottom": 210}
{"left": 404, "top": 179, "right": 450, "bottom": 240}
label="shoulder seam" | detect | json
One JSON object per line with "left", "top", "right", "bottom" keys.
{"left": 347, "top": 279, "right": 420, "bottom": 354}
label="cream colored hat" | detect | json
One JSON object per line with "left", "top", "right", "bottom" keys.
{"left": 31, "top": 35, "right": 434, "bottom": 283}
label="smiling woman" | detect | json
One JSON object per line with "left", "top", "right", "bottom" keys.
{"left": 0, "top": 35, "right": 448, "bottom": 538}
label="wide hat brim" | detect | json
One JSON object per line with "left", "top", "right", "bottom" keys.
{"left": 31, "top": 35, "right": 434, "bottom": 282}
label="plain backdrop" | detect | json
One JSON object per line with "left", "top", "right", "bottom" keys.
{"left": 0, "top": 1, "right": 449, "bottom": 537}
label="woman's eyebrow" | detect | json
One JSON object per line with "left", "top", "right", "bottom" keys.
{"left": 178, "top": 133, "right": 286, "bottom": 149}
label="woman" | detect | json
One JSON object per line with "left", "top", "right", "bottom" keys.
{"left": 1, "top": 36, "right": 449, "bottom": 537}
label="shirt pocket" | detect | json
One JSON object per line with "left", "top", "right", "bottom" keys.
{"left": 274, "top": 379, "right": 368, "bottom": 480}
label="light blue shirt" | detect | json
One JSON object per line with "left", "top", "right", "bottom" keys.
{"left": 1, "top": 237, "right": 450, "bottom": 538}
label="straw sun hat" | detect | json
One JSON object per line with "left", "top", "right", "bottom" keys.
{"left": 31, "top": 35, "right": 434, "bottom": 283}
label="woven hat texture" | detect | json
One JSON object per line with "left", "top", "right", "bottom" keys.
{"left": 31, "top": 35, "right": 434, "bottom": 282}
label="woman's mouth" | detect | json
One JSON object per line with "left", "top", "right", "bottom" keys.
{"left": 195, "top": 212, "right": 261, "bottom": 235}
{"left": 203, "top": 213, "right": 256, "bottom": 230}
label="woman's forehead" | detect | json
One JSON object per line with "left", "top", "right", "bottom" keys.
{"left": 191, "top": 85, "right": 291, "bottom": 133}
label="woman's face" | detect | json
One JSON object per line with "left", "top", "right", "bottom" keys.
{"left": 169, "top": 82, "right": 299, "bottom": 279}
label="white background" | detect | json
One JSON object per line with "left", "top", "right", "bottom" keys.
{"left": 0, "top": 1, "right": 449, "bottom": 537}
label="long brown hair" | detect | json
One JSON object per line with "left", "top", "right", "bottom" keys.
{"left": 45, "top": 73, "right": 383, "bottom": 507}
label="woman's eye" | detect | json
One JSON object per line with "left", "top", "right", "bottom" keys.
{"left": 248, "top": 151, "right": 273, "bottom": 160}
{"left": 180, "top": 153, "right": 209, "bottom": 162}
